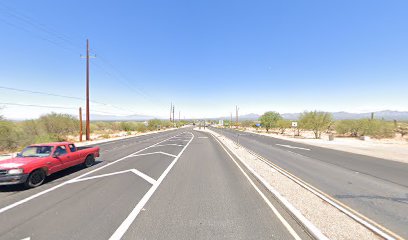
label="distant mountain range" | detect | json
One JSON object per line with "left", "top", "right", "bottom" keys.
{"left": 219, "top": 110, "right": 408, "bottom": 121}
{"left": 90, "top": 114, "right": 155, "bottom": 121}
{"left": 76, "top": 110, "right": 408, "bottom": 121}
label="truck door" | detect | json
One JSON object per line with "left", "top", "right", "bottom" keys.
{"left": 54, "top": 145, "right": 75, "bottom": 167}
{"left": 68, "top": 144, "right": 83, "bottom": 165}
{"left": 47, "top": 146, "right": 68, "bottom": 174}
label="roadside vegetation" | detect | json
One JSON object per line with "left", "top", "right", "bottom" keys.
{"left": 221, "top": 110, "right": 408, "bottom": 140}
{"left": 0, "top": 112, "right": 184, "bottom": 153}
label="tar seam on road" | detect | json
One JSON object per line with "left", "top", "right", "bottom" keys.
{"left": 0, "top": 132, "right": 186, "bottom": 215}
{"left": 109, "top": 132, "right": 195, "bottom": 240}
{"left": 209, "top": 132, "right": 303, "bottom": 240}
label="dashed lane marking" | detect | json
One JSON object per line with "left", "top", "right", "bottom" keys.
{"left": 276, "top": 144, "right": 311, "bottom": 151}
{"left": 154, "top": 144, "right": 185, "bottom": 147}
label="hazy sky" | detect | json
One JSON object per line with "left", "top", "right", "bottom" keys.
{"left": 0, "top": 0, "right": 407, "bottom": 119}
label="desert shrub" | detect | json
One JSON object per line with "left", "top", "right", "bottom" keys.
{"left": 359, "top": 119, "right": 394, "bottom": 138}
{"left": 0, "top": 120, "right": 23, "bottom": 151}
{"left": 335, "top": 120, "right": 363, "bottom": 137}
{"left": 276, "top": 119, "right": 291, "bottom": 134}
{"left": 148, "top": 119, "right": 163, "bottom": 130}
{"left": 395, "top": 123, "right": 408, "bottom": 137}
{"left": 259, "top": 111, "right": 281, "bottom": 132}
{"left": 37, "top": 113, "right": 79, "bottom": 141}
{"left": 241, "top": 120, "right": 255, "bottom": 128}
{"left": 134, "top": 123, "right": 147, "bottom": 132}
{"left": 299, "top": 111, "right": 332, "bottom": 139}
{"left": 100, "top": 134, "right": 110, "bottom": 139}
{"left": 119, "top": 122, "right": 136, "bottom": 131}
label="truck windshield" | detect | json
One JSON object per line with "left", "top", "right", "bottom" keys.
{"left": 20, "top": 146, "right": 54, "bottom": 158}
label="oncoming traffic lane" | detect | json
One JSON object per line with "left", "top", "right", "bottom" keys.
{"left": 0, "top": 132, "right": 194, "bottom": 240}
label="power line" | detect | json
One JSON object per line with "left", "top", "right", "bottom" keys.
{"left": 0, "top": 86, "right": 85, "bottom": 102}
{"left": 0, "top": 102, "right": 76, "bottom": 110}
{"left": 0, "top": 85, "right": 146, "bottom": 116}
{"left": 0, "top": 102, "right": 126, "bottom": 116}
{"left": 0, "top": 3, "right": 167, "bottom": 116}
{"left": 0, "top": 2, "right": 83, "bottom": 53}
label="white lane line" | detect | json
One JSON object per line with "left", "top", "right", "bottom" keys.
{"left": 20, "top": 238, "right": 30, "bottom": 240}
{"left": 154, "top": 144, "right": 184, "bottom": 147}
{"left": 276, "top": 144, "right": 311, "bottom": 151}
{"left": 156, "top": 152, "right": 178, "bottom": 158}
{"left": 0, "top": 133, "right": 184, "bottom": 215}
{"left": 198, "top": 137, "right": 208, "bottom": 139}
{"left": 129, "top": 169, "right": 157, "bottom": 185}
{"left": 69, "top": 170, "right": 134, "bottom": 183}
{"left": 211, "top": 135, "right": 302, "bottom": 240}
{"left": 68, "top": 169, "right": 157, "bottom": 185}
{"left": 168, "top": 139, "right": 190, "bottom": 142}
{"left": 109, "top": 132, "right": 195, "bottom": 240}
{"left": 131, "top": 151, "right": 177, "bottom": 158}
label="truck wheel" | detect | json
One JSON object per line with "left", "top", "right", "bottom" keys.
{"left": 83, "top": 155, "right": 95, "bottom": 168}
{"left": 25, "top": 169, "right": 46, "bottom": 188}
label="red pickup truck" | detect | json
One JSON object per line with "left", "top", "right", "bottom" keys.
{"left": 0, "top": 142, "right": 100, "bottom": 188}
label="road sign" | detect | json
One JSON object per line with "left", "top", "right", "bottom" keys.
{"left": 291, "top": 122, "right": 298, "bottom": 128}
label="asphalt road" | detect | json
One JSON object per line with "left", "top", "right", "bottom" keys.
{"left": 211, "top": 127, "right": 408, "bottom": 238}
{"left": 0, "top": 128, "right": 310, "bottom": 240}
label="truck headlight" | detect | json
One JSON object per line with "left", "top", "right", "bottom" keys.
{"left": 8, "top": 169, "right": 24, "bottom": 175}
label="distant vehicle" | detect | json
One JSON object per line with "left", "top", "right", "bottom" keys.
{"left": 0, "top": 142, "right": 100, "bottom": 188}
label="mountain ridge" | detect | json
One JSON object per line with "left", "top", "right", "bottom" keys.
{"left": 219, "top": 110, "right": 408, "bottom": 121}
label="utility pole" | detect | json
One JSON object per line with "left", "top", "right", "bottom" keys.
{"left": 79, "top": 107, "right": 83, "bottom": 142}
{"left": 172, "top": 104, "right": 175, "bottom": 126}
{"left": 235, "top": 105, "right": 239, "bottom": 129}
{"left": 81, "top": 39, "right": 95, "bottom": 141}
{"left": 86, "top": 39, "right": 90, "bottom": 140}
{"left": 170, "top": 102, "right": 173, "bottom": 122}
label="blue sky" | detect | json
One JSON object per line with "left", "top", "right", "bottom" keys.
{"left": 0, "top": 0, "right": 407, "bottom": 119}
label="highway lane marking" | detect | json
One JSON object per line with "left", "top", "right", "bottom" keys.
{"left": 198, "top": 137, "right": 208, "bottom": 139}
{"left": 109, "top": 132, "right": 195, "bottom": 240}
{"left": 68, "top": 169, "right": 157, "bottom": 185}
{"left": 276, "top": 144, "right": 311, "bottom": 151}
{"left": 131, "top": 151, "right": 178, "bottom": 158}
{"left": 0, "top": 133, "right": 185, "bottom": 215}
{"left": 211, "top": 134, "right": 302, "bottom": 240}
{"left": 154, "top": 144, "right": 185, "bottom": 147}
{"left": 96, "top": 131, "right": 176, "bottom": 147}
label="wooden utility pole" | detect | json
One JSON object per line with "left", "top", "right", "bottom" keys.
{"left": 79, "top": 107, "right": 83, "bottom": 142}
{"left": 170, "top": 102, "right": 172, "bottom": 122}
{"left": 172, "top": 105, "right": 175, "bottom": 126}
{"left": 81, "top": 39, "right": 95, "bottom": 140}
{"left": 86, "top": 39, "right": 90, "bottom": 140}
{"left": 235, "top": 105, "right": 239, "bottom": 128}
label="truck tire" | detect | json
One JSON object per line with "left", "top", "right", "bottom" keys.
{"left": 25, "top": 169, "right": 46, "bottom": 188}
{"left": 83, "top": 155, "right": 95, "bottom": 168}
